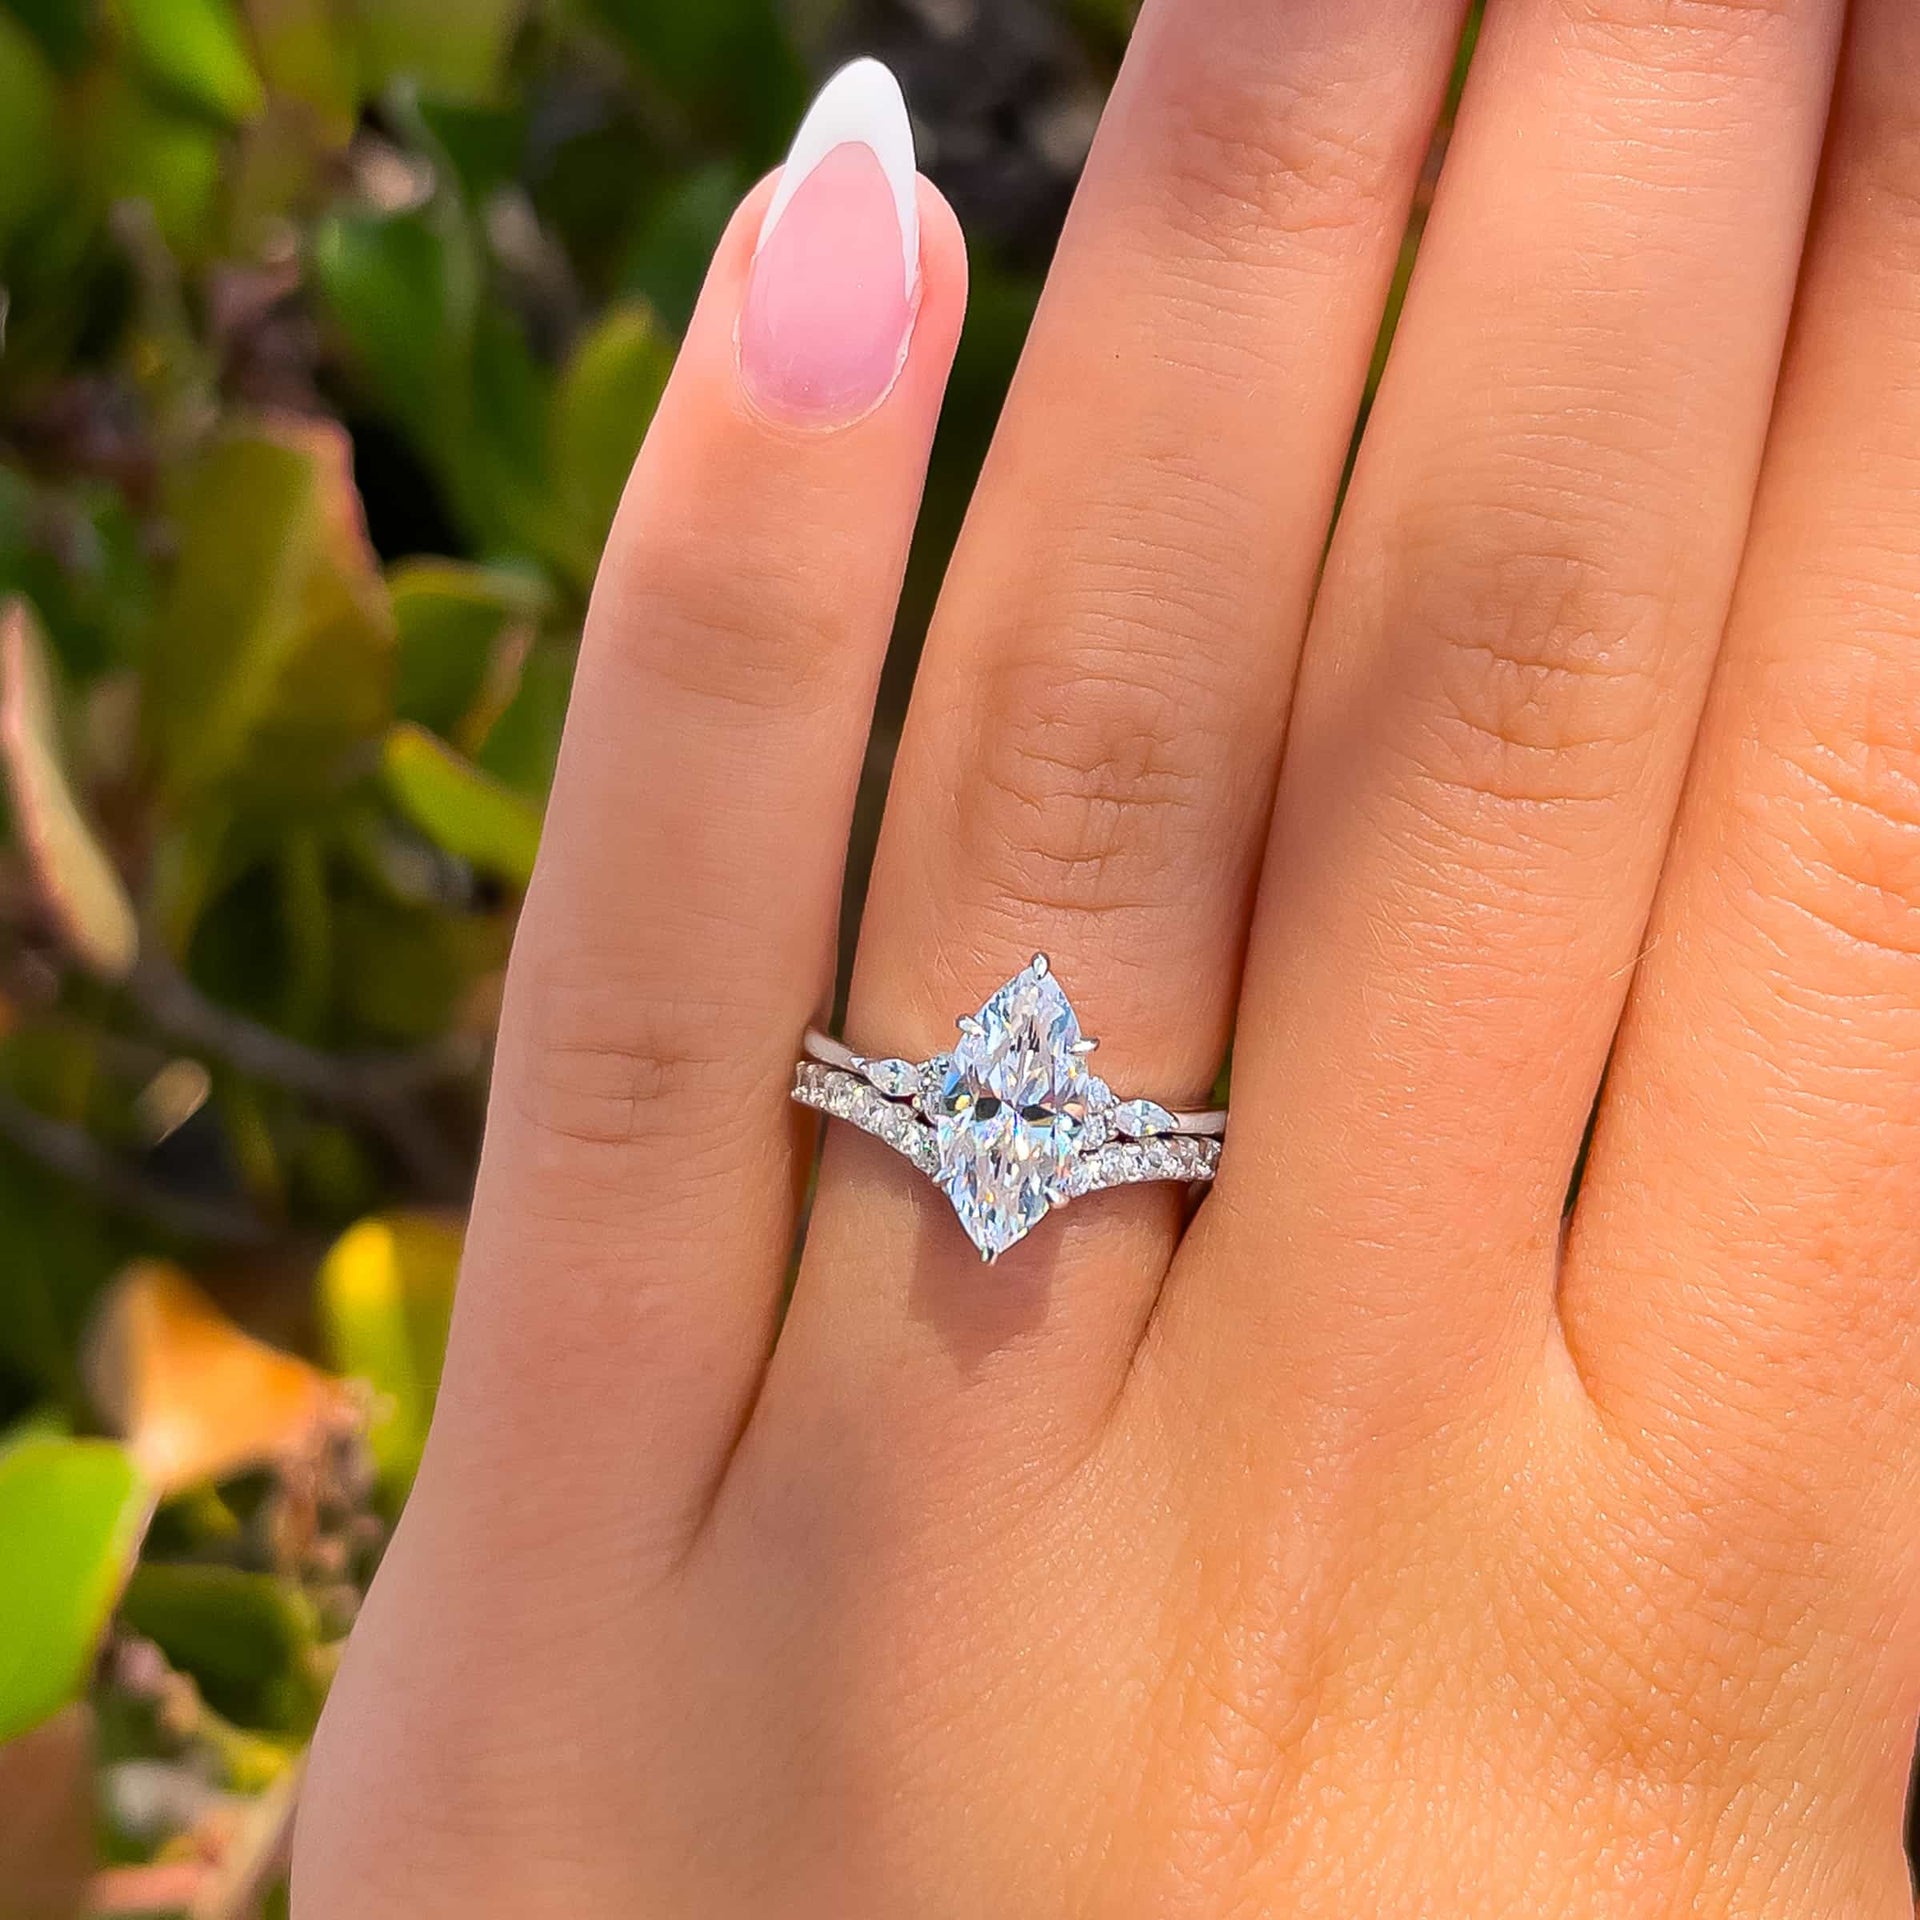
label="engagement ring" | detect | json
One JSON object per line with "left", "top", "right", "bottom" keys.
{"left": 793, "top": 955, "right": 1225, "bottom": 1262}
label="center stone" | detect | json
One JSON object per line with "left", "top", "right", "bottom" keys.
{"left": 930, "top": 960, "right": 1103, "bottom": 1261}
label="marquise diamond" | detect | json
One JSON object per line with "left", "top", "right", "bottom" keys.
{"left": 928, "top": 957, "right": 1111, "bottom": 1261}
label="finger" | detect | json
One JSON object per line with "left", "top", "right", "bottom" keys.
{"left": 758, "top": 0, "right": 1472, "bottom": 1448}
{"left": 1564, "top": 2, "right": 1920, "bottom": 1568}
{"left": 413, "top": 65, "right": 967, "bottom": 1566}
{"left": 1157, "top": 0, "right": 1843, "bottom": 1421}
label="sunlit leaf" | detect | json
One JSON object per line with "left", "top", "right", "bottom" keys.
{"left": 144, "top": 418, "right": 395, "bottom": 804}
{"left": 118, "top": 0, "right": 265, "bottom": 124}
{"left": 244, "top": 0, "right": 359, "bottom": 146}
{"left": 0, "top": 598, "right": 139, "bottom": 980}
{"left": 382, "top": 720, "right": 540, "bottom": 887}
{"left": 354, "top": 0, "right": 528, "bottom": 106}
{"left": 84, "top": 1262, "right": 359, "bottom": 1497}
{"left": 0, "top": 1433, "right": 149, "bottom": 1745}
{"left": 75, "top": 64, "right": 224, "bottom": 254}
{"left": 317, "top": 1211, "right": 460, "bottom": 1499}
{"left": 548, "top": 301, "right": 672, "bottom": 589}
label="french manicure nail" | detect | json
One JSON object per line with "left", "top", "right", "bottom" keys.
{"left": 739, "top": 58, "right": 921, "bottom": 426}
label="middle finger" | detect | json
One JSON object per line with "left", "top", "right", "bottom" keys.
{"left": 1166, "top": 0, "right": 1844, "bottom": 1433}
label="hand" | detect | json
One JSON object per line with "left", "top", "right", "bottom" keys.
{"left": 292, "top": 3, "right": 1920, "bottom": 1913}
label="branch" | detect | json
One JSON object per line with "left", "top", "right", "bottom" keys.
{"left": 129, "top": 950, "right": 474, "bottom": 1104}
{"left": 188, "top": 1759, "right": 303, "bottom": 1920}
{"left": 0, "top": 1091, "right": 269, "bottom": 1245}
{"left": 128, "top": 951, "right": 480, "bottom": 1200}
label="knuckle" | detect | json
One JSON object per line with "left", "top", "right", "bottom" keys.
{"left": 1394, "top": 526, "right": 1671, "bottom": 814}
{"left": 607, "top": 563, "right": 847, "bottom": 722}
{"left": 502, "top": 958, "right": 749, "bottom": 1162}
{"left": 1757, "top": 639, "right": 1920, "bottom": 967}
{"left": 1561, "top": 0, "right": 1804, "bottom": 64}
{"left": 959, "top": 633, "right": 1227, "bottom": 930}
{"left": 1151, "top": 48, "right": 1408, "bottom": 260}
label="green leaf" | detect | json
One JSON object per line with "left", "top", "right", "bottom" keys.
{"left": 316, "top": 192, "right": 561, "bottom": 558}
{"left": 474, "top": 634, "right": 570, "bottom": 800}
{"left": 382, "top": 721, "right": 540, "bottom": 887}
{"left": 317, "top": 1211, "right": 461, "bottom": 1499}
{"left": 463, "top": 299, "right": 555, "bottom": 557}
{"left": 329, "top": 887, "right": 503, "bottom": 1042}
{"left": 0, "top": 1157, "right": 115, "bottom": 1408}
{"left": 313, "top": 202, "right": 478, "bottom": 471}
{"left": 1, "top": 0, "right": 97, "bottom": 70}
{"left": 144, "top": 419, "right": 394, "bottom": 804}
{"left": 390, "top": 559, "right": 544, "bottom": 742}
{"left": 0, "top": 10, "right": 58, "bottom": 250}
{"left": 119, "top": 1562, "right": 325, "bottom": 1732}
{"left": 0, "top": 598, "right": 139, "bottom": 979}
{"left": 75, "top": 64, "right": 223, "bottom": 256}
{"left": 313, "top": 199, "right": 554, "bottom": 554}
{"left": 353, "top": 0, "right": 527, "bottom": 106}
{"left": 618, "top": 163, "right": 744, "bottom": 334}
{"left": 118, "top": 0, "right": 266, "bottom": 124}
{"left": 584, "top": 0, "right": 802, "bottom": 159}
{"left": 0, "top": 1434, "right": 149, "bottom": 1745}
{"left": 548, "top": 301, "right": 673, "bottom": 590}
{"left": 244, "top": 0, "right": 360, "bottom": 146}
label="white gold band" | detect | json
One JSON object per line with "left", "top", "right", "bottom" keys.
{"left": 800, "top": 1030, "right": 1227, "bottom": 1137}
{"left": 793, "top": 1062, "right": 1221, "bottom": 1196}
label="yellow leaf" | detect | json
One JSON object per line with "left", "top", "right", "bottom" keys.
{"left": 0, "top": 600, "right": 139, "bottom": 980}
{"left": 317, "top": 1213, "right": 461, "bottom": 1499}
{"left": 383, "top": 721, "right": 541, "bottom": 887}
{"left": 84, "top": 1263, "right": 359, "bottom": 1497}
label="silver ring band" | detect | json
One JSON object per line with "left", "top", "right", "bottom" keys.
{"left": 799, "top": 1029, "right": 1226, "bottom": 1136}
{"left": 792, "top": 955, "right": 1225, "bottom": 1262}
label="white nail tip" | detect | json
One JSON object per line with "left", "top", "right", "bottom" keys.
{"left": 757, "top": 57, "right": 920, "bottom": 301}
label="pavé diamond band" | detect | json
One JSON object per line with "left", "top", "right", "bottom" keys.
{"left": 792, "top": 955, "right": 1225, "bottom": 1263}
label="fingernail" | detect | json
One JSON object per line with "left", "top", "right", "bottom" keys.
{"left": 739, "top": 58, "right": 921, "bottom": 426}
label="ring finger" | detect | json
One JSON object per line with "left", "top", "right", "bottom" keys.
{"left": 758, "top": 0, "right": 1473, "bottom": 1456}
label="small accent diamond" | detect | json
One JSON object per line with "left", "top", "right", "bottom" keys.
{"left": 854, "top": 1056, "right": 921, "bottom": 1099}
{"left": 1112, "top": 1098, "right": 1177, "bottom": 1140}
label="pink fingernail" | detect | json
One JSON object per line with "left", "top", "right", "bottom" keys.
{"left": 739, "top": 59, "right": 921, "bottom": 427}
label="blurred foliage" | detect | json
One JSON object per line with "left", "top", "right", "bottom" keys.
{"left": 0, "top": 0, "right": 1110, "bottom": 1909}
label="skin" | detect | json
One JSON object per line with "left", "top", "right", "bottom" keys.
{"left": 293, "top": 0, "right": 1920, "bottom": 1912}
